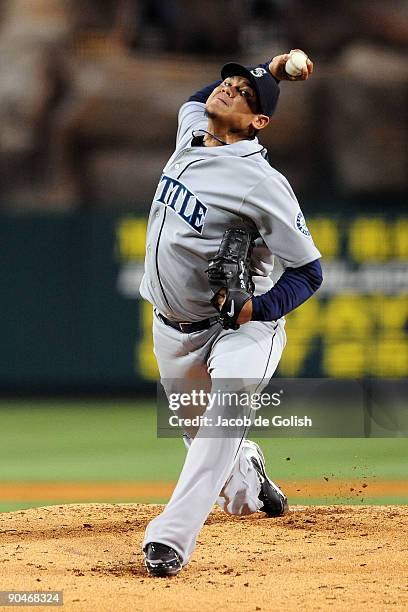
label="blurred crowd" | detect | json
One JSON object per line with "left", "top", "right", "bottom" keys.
{"left": 0, "top": 0, "right": 407, "bottom": 212}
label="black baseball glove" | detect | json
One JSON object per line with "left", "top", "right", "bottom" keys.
{"left": 206, "top": 228, "right": 255, "bottom": 330}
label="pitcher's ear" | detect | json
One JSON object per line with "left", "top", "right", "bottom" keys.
{"left": 252, "top": 114, "right": 269, "bottom": 131}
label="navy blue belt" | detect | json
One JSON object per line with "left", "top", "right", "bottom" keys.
{"left": 157, "top": 312, "right": 219, "bottom": 333}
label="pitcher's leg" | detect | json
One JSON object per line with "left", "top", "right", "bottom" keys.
{"left": 211, "top": 321, "right": 287, "bottom": 517}
{"left": 143, "top": 427, "right": 247, "bottom": 564}
{"left": 144, "top": 314, "right": 220, "bottom": 564}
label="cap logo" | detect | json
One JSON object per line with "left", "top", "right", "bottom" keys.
{"left": 250, "top": 67, "right": 267, "bottom": 78}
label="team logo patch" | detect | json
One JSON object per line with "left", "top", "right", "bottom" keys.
{"left": 250, "top": 67, "right": 267, "bottom": 78}
{"left": 296, "top": 212, "right": 311, "bottom": 237}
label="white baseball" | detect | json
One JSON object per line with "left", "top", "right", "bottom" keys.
{"left": 285, "top": 50, "right": 308, "bottom": 77}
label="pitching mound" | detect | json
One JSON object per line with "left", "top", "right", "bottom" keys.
{"left": 0, "top": 504, "right": 407, "bottom": 611}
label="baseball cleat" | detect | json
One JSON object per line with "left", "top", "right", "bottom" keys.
{"left": 144, "top": 542, "right": 182, "bottom": 577}
{"left": 243, "top": 440, "right": 289, "bottom": 517}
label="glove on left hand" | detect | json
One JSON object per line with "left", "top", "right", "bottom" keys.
{"left": 206, "top": 228, "right": 254, "bottom": 330}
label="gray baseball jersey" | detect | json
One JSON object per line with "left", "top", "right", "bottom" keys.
{"left": 140, "top": 100, "right": 321, "bottom": 322}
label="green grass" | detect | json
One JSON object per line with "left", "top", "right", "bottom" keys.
{"left": 255, "top": 437, "right": 408, "bottom": 480}
{"left": 0, "top": 400, "right": 184, "bottom": 482}
{"left": 0, "top": 400, "right": 407, "bottom": 511}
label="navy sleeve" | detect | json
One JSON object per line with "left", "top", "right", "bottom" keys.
{"left": 251, "top": 259, "right": 323, "bottom": 321}
{"left": 188, "top": 60, "right": 277, "bottom": 103}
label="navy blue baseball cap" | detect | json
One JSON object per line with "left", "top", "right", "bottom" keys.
{"left": 221, "top": 63, "right": 280, "bottom": 117}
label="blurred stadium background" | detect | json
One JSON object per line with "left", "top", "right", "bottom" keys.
{"left": 0, "top": 0, "right": 407, "bottom": 511}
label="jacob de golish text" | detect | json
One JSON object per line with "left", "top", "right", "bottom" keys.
{"left": 168, "top": 414, "right": 313, "bottom": 428}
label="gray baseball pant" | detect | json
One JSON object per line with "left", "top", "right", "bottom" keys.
{"left": 142, "top": 312, "right": 286, "bottom": 564}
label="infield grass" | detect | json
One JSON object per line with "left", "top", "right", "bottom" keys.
{"left": 0, "top": 400, "right": 407, "bottom": 511}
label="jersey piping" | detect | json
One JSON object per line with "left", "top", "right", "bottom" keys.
{"left": 154, "top": 158, "right": 206, "bottom": 313}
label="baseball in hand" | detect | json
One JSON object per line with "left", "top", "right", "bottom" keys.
{"left": 285, "top": 50, "right": 308, "bottom": 77}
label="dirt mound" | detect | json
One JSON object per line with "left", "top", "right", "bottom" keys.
{"left": 0, "top": 504, "right": 407, "bottom": 611}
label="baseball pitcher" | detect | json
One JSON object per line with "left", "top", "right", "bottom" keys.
{"left": 140, "top": 51, "right": 322, "bottom": 576}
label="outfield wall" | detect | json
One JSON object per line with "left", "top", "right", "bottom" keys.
{"left": 1, "top": 212, "right": 407, "bottom": 392}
